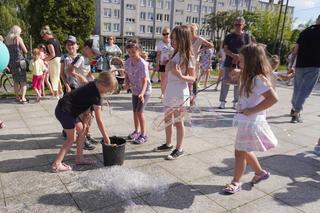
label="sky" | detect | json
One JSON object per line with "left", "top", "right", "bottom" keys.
{"left": 288, "top": 0, "right": 320, "bottom": 27}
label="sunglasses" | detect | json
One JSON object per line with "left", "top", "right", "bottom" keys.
{"left": 234, "top": 24, "right": 243, "bottom": 27}
{"left": 162, "top": 33, "right": 169, "bottom": 36}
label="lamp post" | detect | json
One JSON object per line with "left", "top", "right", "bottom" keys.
{"left": 278, "top": 0, "right": 290, "bottom": 56}
{"left": 273, "top": 0, "right": 284, "bottom": 54}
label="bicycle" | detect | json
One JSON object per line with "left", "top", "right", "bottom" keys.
{"left": 0, "top": 68, "right": 14, "bottom": 93}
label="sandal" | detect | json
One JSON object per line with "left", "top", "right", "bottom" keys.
{"left": 223, "top": 182, "right": 242, "bottom": 194}
{"left": 251, "top": 170, "right": 270, "bottom": 185}
{"left": 20, "top": 98, "right": 29, "bottom": 104}
{"left": 76, "top": 158, "right": 97, "bottom": 165}
{"left": 51, "top": 163, "right": 72, "bottom": 173}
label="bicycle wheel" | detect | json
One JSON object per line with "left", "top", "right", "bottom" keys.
{"left": 3, "top": 77, "right": 14, "bottom": 93}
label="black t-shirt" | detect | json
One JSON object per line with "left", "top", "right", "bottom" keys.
{"left": 296, "top": 25, "right": 320, "bottom": 68}
{"left": 47, "top": 38, "right": 62, "bottom": 58}
{"left": 223, "top": 32, "right": 251, "bottom": 67}
{"left": 58, "top": 81, "right": 101, "bottom": 117}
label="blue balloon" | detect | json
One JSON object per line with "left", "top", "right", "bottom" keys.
{"left": 0, "top": 41, "right": 10, "bottom": 73}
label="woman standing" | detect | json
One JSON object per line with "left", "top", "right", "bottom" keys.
{"left": 40, "top": 25, "right": 63, "bottom": 98}
{"left": 104, "top": 35, "right": 122, "bottom": 70}
{"left": 5, "top": 25, "right": 28, "bottom": 103}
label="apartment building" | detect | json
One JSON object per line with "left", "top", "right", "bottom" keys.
{"left": 94, "top": 0, "right": 293, "bottom": 50}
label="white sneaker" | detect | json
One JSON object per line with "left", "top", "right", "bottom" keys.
{"left": 219, "top": 102, "right": 225, "bottom": 109}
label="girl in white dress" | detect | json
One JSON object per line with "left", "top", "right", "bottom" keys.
{"left": 224, "top": 44, "right": 278, "bottom": 194}
{"left": 153, "top": 25, "right": 196, "bottom": 160}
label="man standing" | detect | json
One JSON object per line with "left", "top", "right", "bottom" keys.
{"left": 219, "top": 17, "right": 251, "bottom": 109}
{"left": 289, "top": 15, "right": 320, "bottom": 123}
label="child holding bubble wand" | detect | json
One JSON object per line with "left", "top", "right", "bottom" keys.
{"left": 223, "top": 44, "right": 278, "bottom": 194}
{"left": 153, "top": 25, "right": 196, "bottom": 160}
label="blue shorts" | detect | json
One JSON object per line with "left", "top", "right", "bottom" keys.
{"left": 55, "top": 105, "right": 81, "bottom": 129}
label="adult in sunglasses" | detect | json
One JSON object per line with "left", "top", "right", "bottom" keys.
{"left": 155, "top": 27, "right": 174, "bottom": 100}
{"left": 103, "top": 35, "right": 122, "bottom": 70}
{"left": 219, "top": 17, "right": 252, "bottom": 109}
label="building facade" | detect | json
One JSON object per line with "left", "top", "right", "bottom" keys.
{"left": 94, "top": 0, "right": 294, "bottom": 51}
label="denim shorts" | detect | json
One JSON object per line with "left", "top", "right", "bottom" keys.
{"left": 55, "top": 105, "right": 81, "bottom": 129}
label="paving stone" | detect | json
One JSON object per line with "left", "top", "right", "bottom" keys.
{"left": 24, "top": 117, "right": 57, "bottom": 127}
{"left": 188, "top": 174, "right": 266, "bottom": 210}
{"left": 230, "top": 195, "right": 303, "bottom": 213}
{"left": 141, "top": 183, "right": 226, "bottom": 213}
{"left": 5, "top": 184, "right": 80, "bottom": 213}
{"left": 1, "top": 166, "right": 61, "bottom": 198}
{"left": 0, "top": 120, "right": 27, "bottom": 129}
{"left": 272, "top": 181, "right": 320, "bottom": 213}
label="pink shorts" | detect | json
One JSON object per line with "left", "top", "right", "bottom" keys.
{"left": 32, "top": 75, "right": 43, "bottom": 90}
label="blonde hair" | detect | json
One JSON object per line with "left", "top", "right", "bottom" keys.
{"left": 96, "top": 71, "right": 118, "bottom": 91}
{"left": 6, "top": 25, "right": 22, "bottom": 40}
{"left": 40, "top": 25, "right": 52, "bottom": 36}
{"left": 171, "top": 25, "right": 193, "bottom": 69}
{"left": 141, "top": 51, "right": 148, "bottom": 60}
{"left": 239, "top": 44, "right": 272, "bottom": 97}
{"left": 270, "top": 55, "right": 280, "bottom": 70}
{"left": 32, "top": 48, "right": 41, "bottom": 59}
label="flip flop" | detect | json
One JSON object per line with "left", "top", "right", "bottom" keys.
{"left": 76, "top": 158, "right": 97, "bottom": 165}
{"left": 51, "top": 163, "right": 72, "bottom": 173}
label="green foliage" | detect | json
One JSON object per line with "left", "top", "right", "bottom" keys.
{"left": 27, "top": 0, "right": 95, "bottom": 47}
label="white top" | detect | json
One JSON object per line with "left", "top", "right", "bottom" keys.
{"left": 163, "top": 52, "right": 195, "bottom": 107}
{"left": 235, "top": 76, "right": 271, "bottom": 121}
{"left": 72, "top": 55, "right": 92, "bottom": 81}
{"left": 156, "top": 40, "right": 173, "bottom": 65}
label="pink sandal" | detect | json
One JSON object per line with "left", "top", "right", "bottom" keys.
{"left": 76, "top": 158, "right": 97, "bottom": 165}
{"left": 51, "top": 163, "right": 72, "bottom": 173}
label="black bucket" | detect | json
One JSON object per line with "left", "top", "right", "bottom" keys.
{"left": 102, "top": 136, "right": 126, "bottom": 166}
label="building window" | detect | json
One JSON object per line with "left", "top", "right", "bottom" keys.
{"left": 113, "top": 0, "right": 120, "bottom": 3}
{"left": 125, "top": 18, "right": 135, "bottom": 23}
{"left": 140, "top": 0, "right": 146, "bottom": 6}
{"left": 148, "top": 0, "right": 154, "bottom": 8}
{"left": 192, "top": 17, "right": 198, "bottom": 23}
{"left": 104, "top": 23, "right": 111, "bottom": 32}
{"left": 156, "top": 27, "right": 162, "bottom": 34}
{"left": 125, "top": 32, "right": 135, "bottom": 36}
{"left": 202, "top": 6, "right": 207, "bottom": 13}
{"left": 218, "top": 2, "right": 224, "bottom": 7}
{"left": 175, "top": 22, "right": 182, "bottom": 26}
{"left": 114, "top": 9, "right": 120, "bottom": 18}
{"left": 208, "top": 6, "right": 213, "bottom": 13}
{"left": 201, "top": 18, "right": 206, "bottom": 24}
{"left": 147, "top": 26, "right": 154, "bottom": 33}
{"left": 103, "top": 8, "right": 112, "bottom": 17}
{"left": 165, "top": 1, "right": 170, "bottom": 9}
{"left": 187, "top": 4, "right": 192, "bottom": 12}
{"left": 147, "top": 12, "right": 154, "bottom": 20}
{"left": 140, "top": 12, "right": 146, "bottom": 20}
{"left": 175, "top": 9, "right": 183, "bottom": 15}
{"left": 104, "top": 0, "right": 111, "bottom": 3}
{"left": 156, "top": 13, "right": 163, "bottom": 21}
{"left": 113, "top": 23, "right": 120, "bottom": 32}
{"left": 126, "top": 4, "right": 136, "bottom": 10}
{"left": 164, "top": 14, "right": 169, "bottom": 22}
{"left": 193, "top": 5, "right": 199, "bottom": 12}
{"left": 140, "top": 25, "right": 145, "bottom": 33}
{"left": 157, "top": 0, "right": 163, "bottom": 9}
{"left": 230, "top": 0, "right": 236, "bottom": 7}
{"left": 186, "top": 16, "right": 191, "bottom": 23}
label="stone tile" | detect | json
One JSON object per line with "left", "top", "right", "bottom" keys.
{"left": 182, "top": 137, "right": 222, "bottom": 155}
{"left": 24, "top": 117, "right": 57, "bottom": 127}
{"left": 285, "top": 147, "right": 320, "bottom": 169}
{"left": 277, "top": 130, "right": 317, "bottom": 148}
{"left": 5, "top": 184, "right": 80, "bottom": 213}
{"left": 158, "top": 155, "right": 214, "bottom": 183}
{"left": 0, "top": 119, "right": 27, "bottom": 129}
{"left": 0, "top": 127, "right": 31, "bottom": 136}
{"left": 230, "top": 195, "right": 303, "bottom": 213}
{"left": 141, "top": 183, "right": 226, "bottom": 212}
{"left": 0, "top": 112, "right": 21, "bottom": 122}
{"left": 192, "top": 148, "right": 234, "bottom": 174}
{"left": 1, "top": 166, "right": 61, "bottom": 197}
{"left": 189, "top": 174, "right": 266, "bottom": 210}
{"left": 272, "top": 181, "right": 320, "bottom": 213}
{"left": 0, "top": 139, "right": 40, "bottom": 154}
{"left": 22, "top": 110, "right": 52, "bottom": 119}
{"left": 92, "top": 197, "right": 156, "bottom": 213}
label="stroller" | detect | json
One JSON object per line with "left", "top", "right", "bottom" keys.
{"left": 109, "top": 57, "right": 125, "bottom": 94}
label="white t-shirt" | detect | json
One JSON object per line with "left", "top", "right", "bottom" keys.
{"left": 72, "top": 55, "right": 92, "bottom": 81}
{"left": 156, "top": 40, "right": 173, "bottom": 65}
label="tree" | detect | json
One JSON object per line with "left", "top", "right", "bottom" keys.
{"left": 27, "top": 0, "right": 95, "bottom": 46}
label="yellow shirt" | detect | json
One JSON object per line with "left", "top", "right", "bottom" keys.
{"left": 29, "top": 58, "right": 45, "bottom": 76}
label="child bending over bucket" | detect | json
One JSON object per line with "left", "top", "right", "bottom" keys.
{"left": 52, "top": 72, "right": 117, "bottom": 172}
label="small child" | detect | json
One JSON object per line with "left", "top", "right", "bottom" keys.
{"left": 124, "top": 38, "right": 152, "bottom": 144}
{"left": 29, "top": 48, "right": 46, "bottom": 102}
{"left": 153, "top": 25, "right": 196, "bottom": 160}
{"left": 199, "top": 46, "right": 214, "bottom": 88}
{"left": 270, "top": 55, "right": 293, "bottom": 84}
{"left": 223, "top": 44, "right": 278, "bottom": 194}
{"left": 38, "top": 44, "right": 53, "bottom": 96}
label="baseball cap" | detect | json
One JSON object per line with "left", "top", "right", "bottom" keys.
{"left": 84, "top": 39, "right": 101, "bottom": 56}
{"left": 65, "top": 35, "right": 77, "bottom": 44}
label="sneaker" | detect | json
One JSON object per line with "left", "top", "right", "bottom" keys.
{"left": 291, "top": 113, "right": 303, "bottom": 123}
{"left": 314, "top": 144, "right": 320, "bottom": 156}
{"left": 166, "top": 149, "right": 184, "bottom": 160}
{"left": 86, "top": 135, "right": 98, "bottom": 144}
{"left": 251, "top": 170, "right": 270, "bottom": 185}
{"left": 128, "top": 131, "right": 140, "bottom": 140}
{"left": 290, "top": 109, "right": 295, "bottom": 116}
{"left": 153, "top": 144, "right": 174, "bottom": 152}
{"left": 134, "top": 135, "right": 147, "bottom": 144}
{"left": 219, "top": 102, "right": 226, "bottom": 109}
{"left": 83, "top": 139, "right": 95, "bottom": 150}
